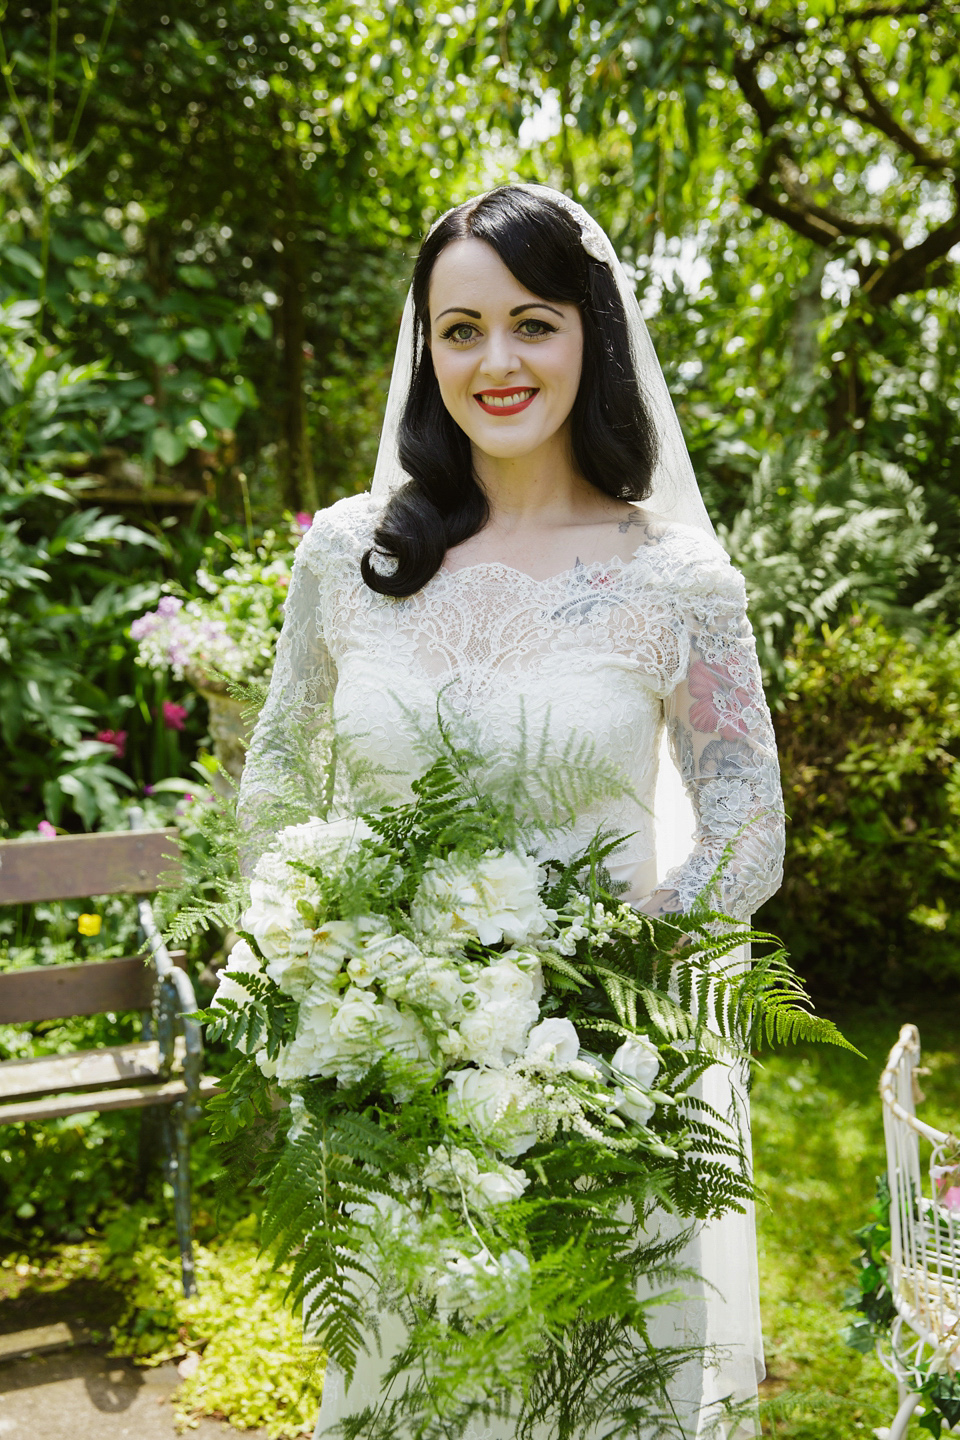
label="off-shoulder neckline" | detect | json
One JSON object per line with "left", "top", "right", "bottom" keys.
{"left": 313, "top": 492, "right": 727, "bottom": 588}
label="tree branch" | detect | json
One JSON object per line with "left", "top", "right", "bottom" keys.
{"left": 837, "top": 49, "right": 955, "bottom": 173}
{"left": 864, "top": 202, "right": 960, "bottom": 303}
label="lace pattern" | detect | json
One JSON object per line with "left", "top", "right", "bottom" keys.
{"left": 239, "top": 493, "right": 784, "bottom": 922}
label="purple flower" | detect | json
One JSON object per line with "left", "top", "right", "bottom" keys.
{"left": 162, "top": 701, "right": 188, "bottom": 731}
{"left": 157, "top": 596, "right": 184, "bottom": 617}
{"left": 144, "top": 784, "right": 155, "bottom": 796}
{"left": 37, "top": 820, "right": 56, "bottom": 838}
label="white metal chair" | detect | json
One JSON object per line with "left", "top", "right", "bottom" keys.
{"left": 877, "top": 1023, "right": 960, "bottom": 1439}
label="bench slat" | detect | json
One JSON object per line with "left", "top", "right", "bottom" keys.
{"left": 0, "top": 829, "right": 181, "bottom": 905}
{"left": 0, "top": 952, "right": 187, "bottom": 1025}
{"left": 0, "top": 1074, "right": 220, "bottom": 1125}
{"left": 0, "top": 1038, "right": 188, "bottom": 1100}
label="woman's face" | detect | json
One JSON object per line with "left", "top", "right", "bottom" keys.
{"left": 426, "top": 237, "right": 583, "bottom": 462}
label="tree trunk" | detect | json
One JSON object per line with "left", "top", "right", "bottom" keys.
{"left": 276, "top": 234, "right": 318, "bottom": 514}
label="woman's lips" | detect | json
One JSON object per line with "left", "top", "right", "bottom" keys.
{"left": 473, "top": 387, "right": 539, "bottom": 416}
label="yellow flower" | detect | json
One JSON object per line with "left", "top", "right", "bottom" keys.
{"left": 77, "top": 913, "right": 102, "bottom": 937}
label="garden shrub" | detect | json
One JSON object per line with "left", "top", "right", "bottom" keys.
{"left": 758, "top": 611, "right": 960, "bottom": 1001}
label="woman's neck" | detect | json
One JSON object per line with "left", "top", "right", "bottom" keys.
{"left": 472, "top": 430, "right": 613, "bottom": 532}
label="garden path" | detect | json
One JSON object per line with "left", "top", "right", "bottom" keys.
{"left": 0, "top": 1346, "right": 272, "bottom": 1439}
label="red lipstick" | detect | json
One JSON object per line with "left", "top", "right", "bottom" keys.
{"left": 473, "top": 387, "right": 539, "bottom": 416}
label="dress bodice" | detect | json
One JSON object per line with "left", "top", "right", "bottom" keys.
{"left": 239, "top": 493, "right": 784, "bottom": 918}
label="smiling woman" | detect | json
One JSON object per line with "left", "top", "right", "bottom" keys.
{"left": 237, "top": 185, "right": 785, "bottom": 1440}
{"left": 360, "top": 186, "right": 659, "bottom": 595}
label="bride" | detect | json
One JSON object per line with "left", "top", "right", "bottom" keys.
{"left": 238, "top": 184, "right": 784, "bottom": 1439}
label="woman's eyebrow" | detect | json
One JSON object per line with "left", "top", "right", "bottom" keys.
{"left": 510, "top": 302, "right": 563, "bottom": 317}
{"left": 434, "top": 301, "right": 565, "bottom": 321}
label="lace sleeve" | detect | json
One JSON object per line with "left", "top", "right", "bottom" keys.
{"left": 236, "top": 534, "right": 337, "bottom": 873}
{"left": 656, "top": 550, "right": 784, "bottom": 921}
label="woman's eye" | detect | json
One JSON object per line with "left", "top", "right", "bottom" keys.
{"left": 518, "top": 319, "right": 556, "bottom": 337}
{"left": 441, "top": 323, "right": 478, "bottom": 344}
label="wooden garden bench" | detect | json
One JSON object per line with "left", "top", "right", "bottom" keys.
{"left": 0, "top": 809, "right": 218, "bottom": 1295}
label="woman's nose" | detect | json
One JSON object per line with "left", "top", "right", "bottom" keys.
{"left": 478, "top": 329, "right": 520, "bottom": 378}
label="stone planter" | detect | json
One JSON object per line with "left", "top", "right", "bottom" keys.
{"left": 196, "top": 686, "right": 254, "bottom": 796}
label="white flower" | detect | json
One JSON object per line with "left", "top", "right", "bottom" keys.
{"left": 446, "top": 1067, "right": 539, "bottom": 1158}
{"left": 378, "top": 999, "right": 433, "bottom": 1075}
{"left": 275, "top": 995, "right": 338, "bottom": 1084}
{"left": 328, "top": 985, "right": 383, "bottom": 1051}
{"left": 274, "top": 815, "right": 374, "bottom": 863}
{"left": 243, "top": 878, "right": 308, "bottom": 964}
{"left": 211, "top": 938, "right": 262, "bottom": 1009}
{"left": 524, "top": 1017, "right": 580, "bottom": 1068}
{"left": 423, "top": 1144, "right": 529, "bottom": 1210}
{"left": 470, "top": 1167, "right": 528, "bottom": 1207}
{"left": 433, "top": 1244, "right": 531, "bottom": 1320}
{"left": 412, "top": 848, "right": 552, "bottom": 948}
{"left": 611, "top": 1036, "right": 661, "bottom": 1126}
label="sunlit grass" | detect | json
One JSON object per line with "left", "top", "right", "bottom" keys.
{"left": 753, "top": 1005, "right": 958, "bottom": 1438}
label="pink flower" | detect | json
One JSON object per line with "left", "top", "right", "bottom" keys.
{"left": 37, "top": 820, "right": 56, "bottom": 838}
{"left": 144, "top": 784, "right": 155, "bottom": 796}
{"left": 162, "top": 701, "right": 188, "bottom": 731}
{"left": 96, "top": 729, "right": 127, "bottom": 759}
{"left": 295, "top": 511, "right": 313, "bottom": 532}
{"left": 941, "top": 1187, "right": 960, "bottom": 1212}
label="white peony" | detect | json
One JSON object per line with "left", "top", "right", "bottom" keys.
{"left": 611, "top": 1035, "right": 661, "bottom": 1126}
{"left": 211, "top": 938, "right": 262, "bottom": 1009}
{"left": 524, "top": 1017, "right": 580, "bottom": 1068}
{"left": 446, "top": 1067, "right": 539, "bottom": 1157}
{"left": 412, "top": 848, "right": 552, "bottom": 948}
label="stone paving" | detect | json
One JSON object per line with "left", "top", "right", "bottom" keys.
{"left": 0, "top": 1343, "right": 274, "bottom": 1440}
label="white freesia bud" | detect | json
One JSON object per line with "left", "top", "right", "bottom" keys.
{"left": 525, "top": 1017, "right": 580, "bottom": 1068}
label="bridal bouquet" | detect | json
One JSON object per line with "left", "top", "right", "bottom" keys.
{"left": 193, "top": 740, "right": 850, "bottom": 1440}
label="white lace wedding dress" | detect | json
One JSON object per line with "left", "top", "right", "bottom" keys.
{"left": 238, "top": 490, "right": 785, "bottom": 1440}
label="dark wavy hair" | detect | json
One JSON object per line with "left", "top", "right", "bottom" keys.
{"left": 361, "top": 186, "right": 658, "bottom": 597}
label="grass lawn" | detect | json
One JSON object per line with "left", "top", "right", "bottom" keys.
{"left": 752, "top": 1003, "right": 959, "bottom": 1439}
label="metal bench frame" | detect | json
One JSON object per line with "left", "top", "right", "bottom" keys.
{"left": 0, "top": 809, "right": 216, "bottom": 1295}
{"left": 877, "top": 1023, "right": 960, "bottom": 1439}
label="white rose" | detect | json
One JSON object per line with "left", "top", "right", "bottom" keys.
{"left": 611, "top": 1036, "right": 661, "bottom": 1126}
{"left": 469, "top": 1167, "right": 529, "bottom": 1208}
{"left": 611, "top": 1036, "right": 660, "bottom": 1088}
{"left": 525, "top": 1017, "right": 580, "bottom": 1068}
{"left": 458, "top": 1006, "right": 506, "bottom": 1067}
{"left": 446, "top": 1067, "right": 538, "bottom": 1158}
{"left": 474, "top": 956, "right": 542, "bottom": 1007}
{"left": 328, "top": 985, "right": 383, "bottom": 1051}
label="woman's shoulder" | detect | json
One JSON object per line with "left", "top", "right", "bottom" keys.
{"left": 628, "top": 509, "right": 745, "bottom": 602}
{"left": 297, "top": 491, "right": 383, "bottom": 573}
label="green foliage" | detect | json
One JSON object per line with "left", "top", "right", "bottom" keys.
{"left": 104, "top": 1215, "right": 322, "bottom": 1438}
{"left": 720, "top": 442, "right": 935, "bottom": 689}
{"left": 195, "top": 727, "right": 850, "bottom": 1440}
{"left": 758, "top": 612, "right": 960, "bottom": 1001}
